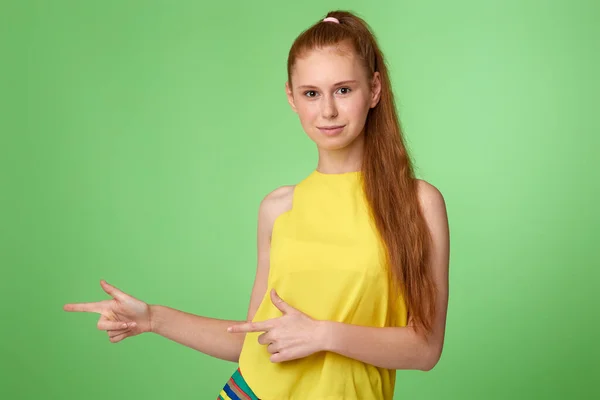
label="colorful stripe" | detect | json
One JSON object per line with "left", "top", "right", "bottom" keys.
{"left": 217, "top": 368, "right": 259, "bottom": 400}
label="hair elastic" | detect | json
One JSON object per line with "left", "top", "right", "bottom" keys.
{"left": 322, "top": 17, "right": 340, "bottom": 24}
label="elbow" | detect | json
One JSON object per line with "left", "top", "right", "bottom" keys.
{"left": 390, "top": 345, "right": 441, "bottom": 371}
{"left": 419, "top": 347, "right": 442, "bottom": 372}
{"left": 419, "top": 359, "right": 438, "bottom": 372}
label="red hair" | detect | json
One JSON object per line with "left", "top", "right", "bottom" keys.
{"left": 287, "top": 11, "right": 436, "bottom": 334}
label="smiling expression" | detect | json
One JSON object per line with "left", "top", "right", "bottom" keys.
{"left": 286, "top": 43, "right": 381, "bottom": 151}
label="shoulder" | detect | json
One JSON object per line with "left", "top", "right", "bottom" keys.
{"left": 257, "top": 185, "right": 295, "bottom": 236}
{"left": 260, "top": 185, "right": 295, "bottom": 213}
{"left": 415, "top": 179, "right": 446, "bottom": 212}
{"left": 415, "top": 179, "right": 448, "bottom": 234}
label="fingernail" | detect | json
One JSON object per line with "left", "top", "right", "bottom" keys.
{"left": 227, "top": 327, "right": 232, "bottom": 332}
{"left": 122, "top": 323, "right": 128, "bottom": 328}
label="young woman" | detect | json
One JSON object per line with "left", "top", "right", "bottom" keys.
{"left": 64, "top": 10, "right": 450, "bottom": 400}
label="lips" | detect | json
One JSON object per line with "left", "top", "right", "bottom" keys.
{"left": 317, "top": 125, "right": 345, "bottom": 137}
{"left": 318, "top": 125, "right": 345, "bottom": 130}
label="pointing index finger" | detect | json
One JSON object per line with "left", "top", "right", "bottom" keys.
{"left": 63, "top": 300, "right": 109, "bottom": 314}
{"left": 227, "top": 319, "right": 274, "bottom": 333}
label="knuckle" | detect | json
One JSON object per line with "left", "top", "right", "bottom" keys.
{"left": 259, "top": 333, "right": 270, "bottom": 345}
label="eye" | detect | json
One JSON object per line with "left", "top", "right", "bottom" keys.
{"left": 304, "top": 90, "right": 318, "bottom": 98}
{"left": 336, "top": 87, "right": 352, "bottom": 95}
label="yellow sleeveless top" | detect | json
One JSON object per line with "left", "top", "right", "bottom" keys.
{"left": 238, "top": 169, "right": 407, "bottom": 400}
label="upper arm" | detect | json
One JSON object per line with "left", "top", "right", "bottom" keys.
{"left": 415, "top": 179, "right": 450, "bottom": 364}
{"left": 245, "top": 185, "right": 295, "bottom": 322}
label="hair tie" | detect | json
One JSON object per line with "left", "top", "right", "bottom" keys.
{"left": 322, "top": 17, "right": 340, "bottom": 24}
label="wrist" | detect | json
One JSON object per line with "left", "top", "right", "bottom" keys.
{"left": 148, "top": 304, "right": 160, "bottom": 334}
{"left": 317, "top": 320, "right": 335, "bottom": 352}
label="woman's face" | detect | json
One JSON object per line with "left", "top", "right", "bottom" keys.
{"left": 286, "top": 44, "right": 381, "bottom": 151}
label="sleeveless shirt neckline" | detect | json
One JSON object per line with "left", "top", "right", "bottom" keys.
{"left": 312, "top": 169, "right": 362, "bottom": 177}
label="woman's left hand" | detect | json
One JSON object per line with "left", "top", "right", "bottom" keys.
{"left": 228, "top": 289, "right": 327, "bottom": 363}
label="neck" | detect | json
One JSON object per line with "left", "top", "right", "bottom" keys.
{"left": 316, "top": 133, "right": 364, "bottom": 174}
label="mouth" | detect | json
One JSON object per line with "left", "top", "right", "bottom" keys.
{"left": 317, "top": 125, "right": 346, "bottom": 136}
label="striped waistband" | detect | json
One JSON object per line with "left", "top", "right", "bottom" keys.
{"left": 217, "top": 368, "right": 259, "bottom": 400}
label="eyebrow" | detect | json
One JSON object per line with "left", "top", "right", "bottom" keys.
{"left": 296, "top": 80, "right": 358, "bottom": 90}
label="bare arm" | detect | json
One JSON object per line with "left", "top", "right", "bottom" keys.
{"left": 147, "top": 186, "right": 295, "bottom": 362}
{"left": 148, "top": 306, "right": 244, "bottom": 362}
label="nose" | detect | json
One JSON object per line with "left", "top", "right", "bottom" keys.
{"left": 321, "top": 94, "right": 338, "bottom": 119}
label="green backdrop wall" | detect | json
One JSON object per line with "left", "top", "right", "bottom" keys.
{"left": 2, "top": 0, "right": 598, "bottom": 399}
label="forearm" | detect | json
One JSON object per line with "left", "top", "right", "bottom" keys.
{"left": 322, "top": 322, "right": 439, "bottom": 371}
{"left": 149, "top": 305, "right": 245, "bottom": 362}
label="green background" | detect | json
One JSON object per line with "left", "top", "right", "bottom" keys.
{"left": 2, "top": 0, "right": 598, "bottom": 398}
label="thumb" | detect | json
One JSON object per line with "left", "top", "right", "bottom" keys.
{"left": 100, "top": 280, "right": 128, "bottom": 302}
{"left": 270, "top": 289, "right": 295, "bottom": 314}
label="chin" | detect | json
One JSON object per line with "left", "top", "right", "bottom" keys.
{"left": 314, "top": 137, "right": 354, "bottom": 151}
{"left": 315, "top": 134, "right": 362, "bottom": 151}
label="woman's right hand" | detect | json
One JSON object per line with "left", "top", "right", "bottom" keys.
{"left": 64, "top": 280, "right": 152, "bottom": 343}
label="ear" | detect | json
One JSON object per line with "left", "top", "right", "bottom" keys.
{"left": 370, "top": 71, "right": 382, "bottom": 108}
{"left": 285, "top": 81, "right": 298, "bottom": 114}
